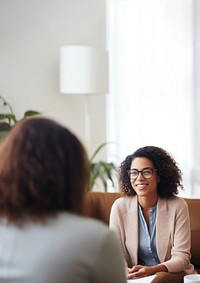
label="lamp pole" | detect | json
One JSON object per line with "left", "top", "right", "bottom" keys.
{"left": 84, "top": 95, "right": 91, "bottom": 150}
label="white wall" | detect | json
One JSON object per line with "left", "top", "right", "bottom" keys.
{"left": 0, "top": 0, "right": 107, "bottom": 156}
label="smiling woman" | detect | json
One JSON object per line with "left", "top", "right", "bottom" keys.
{"left": 109, "top": 145, "right": 197, "bottom": 283}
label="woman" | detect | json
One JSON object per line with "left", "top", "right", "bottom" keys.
{"left": 109, "top": 146, "right": 196, "bottom": 283}
{"left": 0, "top": 117, "right": 126, "bottom": 283}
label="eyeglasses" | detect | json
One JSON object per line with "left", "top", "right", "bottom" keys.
{"left": 127, "top": 168, "right": 157, "bottom": 180}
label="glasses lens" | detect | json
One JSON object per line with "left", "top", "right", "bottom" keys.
{"left": 142, "top": 169, "right": 153, "bottom": 178}
{"left": 129, "top": 170, "right": 138, "bottom": 179}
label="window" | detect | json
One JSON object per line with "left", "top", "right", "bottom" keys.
{"left": 107, "top": 0, "right": 194, "bottom": 195}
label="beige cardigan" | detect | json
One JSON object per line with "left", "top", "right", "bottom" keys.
{"left": 109, "top": 195, "right": 196, "bottom": 274}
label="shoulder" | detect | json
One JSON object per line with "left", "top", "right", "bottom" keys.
{"left": 57, "top": 212, "right": 115, "bottom": 241}
{"left": 112, "top": 195, "right": 136, "bottom": 206}
{"left": 58, "top": 212, "right": 107, "bottom": 230}
{"left": 167, "top": 196, "right": 188, "bottom": 208}
{"left": 158, "top": 196, "right": 188, "bottom": 213}
{"left": 64, "top": 214, "right": 123, "bottom": 258}
{"left": 111, "top": 195, "right": 137, "bottom": 213}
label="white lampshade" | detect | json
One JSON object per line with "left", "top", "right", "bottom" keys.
{"left": 60, "top": 45, "right": 108, "bottom": 95}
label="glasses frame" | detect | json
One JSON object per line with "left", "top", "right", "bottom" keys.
{"left": 127, "top": 168, "right": 157, "bottom": 180}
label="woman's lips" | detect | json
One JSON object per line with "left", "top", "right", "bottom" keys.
{"left": 136, "top": 184, "right": 148, "bottom": 189}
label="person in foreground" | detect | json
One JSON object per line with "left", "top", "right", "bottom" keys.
{"left": 0, "top": 117, "right": 126, "bottom": 283}
{"left": 109, "top": 146, "right": 197, "bottom": 283}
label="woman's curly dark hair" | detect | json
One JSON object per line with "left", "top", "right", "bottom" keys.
{"left": 119, "top": 146, "right": 183, "bottom": 198}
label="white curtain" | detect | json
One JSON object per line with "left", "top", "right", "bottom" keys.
{"left": 107, "top": 0, "right": 195, "bottom": 195}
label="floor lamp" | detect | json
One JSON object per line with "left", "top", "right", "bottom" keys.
{"left": 59, "top": 45, "right": 109, "bottom": 150}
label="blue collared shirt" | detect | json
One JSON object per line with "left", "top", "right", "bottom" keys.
{"left": 138, "top": 204, "right": 160, "bottom": 266}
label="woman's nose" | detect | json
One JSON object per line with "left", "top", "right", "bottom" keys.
{"left": 136, "top": 171, "right": 145, "bottom": 180}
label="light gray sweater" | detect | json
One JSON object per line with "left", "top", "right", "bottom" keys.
{"left": 0, "top": 212, "right": 126, "bottom": 283}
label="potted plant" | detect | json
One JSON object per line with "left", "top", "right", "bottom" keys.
{"left": 89, "top": 142, "right": 118, "bottom": 192}
{"left": 0, "top": 95, "right": 40, "bottom": 140}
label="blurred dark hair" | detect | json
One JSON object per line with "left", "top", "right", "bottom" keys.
{"left": 119, "top": 145, "right": 183, "bottom": 198}
{"left": 0, "top": 117, "right": 89, "bottom": 223}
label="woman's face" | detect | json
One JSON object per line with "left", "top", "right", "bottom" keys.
{"left": 130, "top": 157, "right": 160, "bottom": 199}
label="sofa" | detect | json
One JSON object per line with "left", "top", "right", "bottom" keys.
{"left": 83, "top": 192, "right": 200, "bottom": 272}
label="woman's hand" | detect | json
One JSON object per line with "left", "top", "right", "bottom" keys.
{"left": 126, "top": 264, "right": 168, "bottom": 279}
{"left": 127, "top": 265, "right": 155, "bottom": 279}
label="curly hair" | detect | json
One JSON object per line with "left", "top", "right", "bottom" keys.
{"left": 0, "top": 117, "right": 89, "bottom": 223}
{"left": 119, "top": 146, "right": 183, "bottom": 198}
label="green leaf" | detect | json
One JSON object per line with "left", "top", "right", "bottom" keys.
{"left": 0, "top": 113, "right": 16, "bottom": 126}
{"left": 0, "top": 114, "right": 8, "bottom": 120}
{"left": 89, "top": 142, "right": 108, "bottom": 162}
{"left": 0, "top": 95, "right": 41, "bottom": 128}
{"left": 24, "top": 110, "right": 41, "bottom": 117}
{"left": 0, "top": 122, "right": 11, "bottom": 130}
{"left": 88, "top": 143, "right": 118, "bottom": 191}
